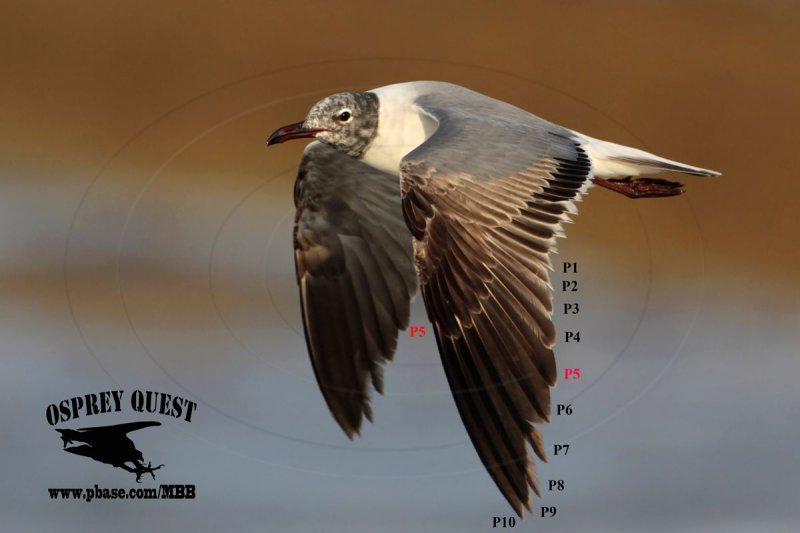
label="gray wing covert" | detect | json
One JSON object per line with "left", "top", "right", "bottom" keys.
{"left": 294, "top": 142, "right": 417, "bottom": 437}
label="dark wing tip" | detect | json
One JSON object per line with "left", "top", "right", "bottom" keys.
{"left": 330, "top": 406, "right": 363, "bottom": 440}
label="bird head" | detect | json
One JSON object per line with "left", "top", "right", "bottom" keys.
{"left": 267, "top": 92, "right": 379, "bottom": 158}
{"left": 56, "top": 428, "right": 77, "bottom": 447}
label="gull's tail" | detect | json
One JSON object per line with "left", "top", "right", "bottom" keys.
{"left": 574, "top": 134, "right": 721, "bottom": 178}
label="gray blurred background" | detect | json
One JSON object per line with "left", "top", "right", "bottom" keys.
{"left": 1, "top": 1, "right": 798, "bottom": 531}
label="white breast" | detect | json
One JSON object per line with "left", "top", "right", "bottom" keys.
{"left": 362, "top": 83, "right": 438, "bottom": 175}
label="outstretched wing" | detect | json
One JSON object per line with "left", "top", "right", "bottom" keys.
{"left": 77, "top": 421, "right": 162, "bottom": 435}
{"left": 294, "top": 142, "right": 417, "bottom": 437}
{"left": 62, "top": 445, "right": 97, "bottom": 459}
{"left": 400, "top": 84, "right": 593, "bottom": 516}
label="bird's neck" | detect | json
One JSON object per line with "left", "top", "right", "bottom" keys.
{"left": 361, "top": 87, "right": 437, "bottom": 176}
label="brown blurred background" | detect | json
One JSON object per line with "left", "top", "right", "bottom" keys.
{"left": 1, "top": 1, "right": 798, "bottom": 532}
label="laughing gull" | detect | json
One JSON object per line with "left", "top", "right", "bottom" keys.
{"left": 268, "top": 81, "right": 719, "bottom": 516}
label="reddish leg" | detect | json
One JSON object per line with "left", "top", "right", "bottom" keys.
{"left": 592, "top": 176, "right": 684, "bottom": 199}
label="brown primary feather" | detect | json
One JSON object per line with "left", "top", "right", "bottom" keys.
{"left": 400, "top": 150, "right": 590, "bottom": 516}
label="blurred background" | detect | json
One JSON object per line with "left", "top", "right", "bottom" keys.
{"left": 1, "top": 1, "right": 798, "bottom": 531}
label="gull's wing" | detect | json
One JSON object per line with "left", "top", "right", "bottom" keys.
{"left": 294, "top": 142, "right": 417, "bottom": 437}
{"left": 400, "top": 84, "right": 593, "bottom": 516}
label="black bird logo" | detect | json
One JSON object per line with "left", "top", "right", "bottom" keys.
{"left": 56, "top": 421, "right": 164, "bottom": 482}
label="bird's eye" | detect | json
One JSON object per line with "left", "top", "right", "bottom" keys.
{"left": 336, "top": 110, "right": 352, "bottom": 123}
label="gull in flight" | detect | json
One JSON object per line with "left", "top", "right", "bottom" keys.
{"left": 267, "top": 81, "right": 719, "bottom": 516}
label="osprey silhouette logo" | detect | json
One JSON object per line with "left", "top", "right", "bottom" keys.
{"left": 46, "top": 389, "right": 197, "bottom": 487}
{"left": 56, "top": 421, "right": 164, "bottom": 482}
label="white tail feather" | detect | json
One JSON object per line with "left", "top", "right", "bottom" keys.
{"left": 575, "top": 134, "right": 720, "bottom": 178}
